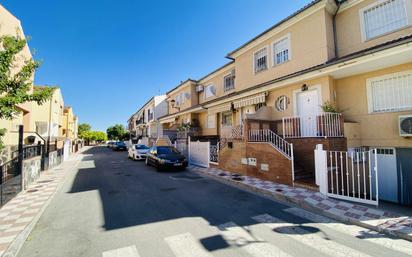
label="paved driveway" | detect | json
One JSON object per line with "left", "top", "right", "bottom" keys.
{"left": 17, "top": 146, "right": 412, "bottom": 257}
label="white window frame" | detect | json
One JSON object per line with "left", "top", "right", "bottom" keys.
{"left": 223, "top": 72, "right": 235, "bottom": 92}
{"left": 366, "top": 70, "right": 412, "bottom": 113}
{"left": 204, "top": 84, "right": 216, "bottom": 99}
{"left": 206, "top": 114, "right": 215, "bottom": 129}
{"left": 359, "top": 0, "right": 412, "bottom": 42}
{"left": 253, "top": 46, "right": 269, "bottom": 74}
{"left": 272, "top": 33, "right": 291, "bottom": 66}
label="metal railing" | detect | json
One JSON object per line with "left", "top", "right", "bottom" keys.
{"left": 220, "top": 125, "right": 244, "bottom": 139}
{"left": 11, "top": 145, "right": 43, "bottom": 160}
{"left": 248, "top": 129, "right": 293, "bottom": 159}
{"left": 0, "top": 157, "right": 22, "bottom": 207}
{"left": 282, "top": 112, "right": 344, "bottom": 138}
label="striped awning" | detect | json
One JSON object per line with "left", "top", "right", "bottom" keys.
{"left": 207, "top": 103, "right": 232, "bottom": 114}
{"left": 233, "top": 93, "right": 266, "bottom": 109}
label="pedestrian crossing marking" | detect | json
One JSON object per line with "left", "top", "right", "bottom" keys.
{"left": 218, "top": 221, "right": 293, "bottom": 257}
{"left": 164, "top": 232, "right": 213, "bottom": 257}
{"left": 252, "top": 214, "right": 373, "bottom": 257}
{"left": 284, "top": 207, "right": 412, "bottom": 256}
{"left": 102, "top": 245, "right": 140, "bottom": 257}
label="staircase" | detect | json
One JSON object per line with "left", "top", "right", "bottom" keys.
{"left": 247, "top": 129, "right": 293, "bottom": 160}
{"left": 156, "top": 136, "right": 172, "bottom": 146}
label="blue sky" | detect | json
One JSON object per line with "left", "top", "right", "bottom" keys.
{"left": 3, "top": 0, "right": 310, "bottom": 131}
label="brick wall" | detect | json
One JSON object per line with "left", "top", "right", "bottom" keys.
{"left": 287, "top": 137, "right": 347, "bottom": 174}
{"left": 218, "top": 141, "right": 247, "bottom": 175}
{"left": 218, "top": 141, "right": 293, "bottom": 186}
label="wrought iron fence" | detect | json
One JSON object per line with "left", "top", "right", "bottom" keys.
{"left": 0, "top": 157, "right": 21, "bottom": 207}
{"left": 209, "top": 144, "right": 219, "bottom": 163}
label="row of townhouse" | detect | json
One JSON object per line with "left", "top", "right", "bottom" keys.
{"left": 0, "top": 5, "right": 79, "bottom": 163}
{"left": 129, "top": 0, "right": 412, "bottom": 205}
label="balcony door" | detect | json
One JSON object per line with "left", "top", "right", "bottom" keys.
{"left": 295, "top": 86, "right": 320, "bottom": 137}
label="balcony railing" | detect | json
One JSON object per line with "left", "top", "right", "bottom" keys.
{"left": 282, "top": 112, "right": 344, "bottom": 138}
{"left": 220, "top": 125, "right": 244, "bottom": 139}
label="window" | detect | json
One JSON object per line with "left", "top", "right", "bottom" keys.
{"left": 205, "top": 84, "right": 216, "bottom": 99}
{"left": 254, "top": 47, "right": 268, "bottom": 73}
{"left": 361, "top": 0, "right": 410, "bottom": 41}
{"left": 221, "top": 112, "right": 232, "bottom": 126}
{"left": 174, "top": 92, "right": 187, "bottom": 106}
{"left": 367, "top": 71, "right": 412, "bottom": 113}
{"left": 224, "top": 72, "right": 235, "bottom": 92}
{"left": 206, "top": 115, "right": 215, "bottom": 129}
{"left": 273, "top": 35, "right": 290, "bottom": 65}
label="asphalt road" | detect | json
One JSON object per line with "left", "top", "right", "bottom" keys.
{"left": 18, "top": 146, "right": 412, "bottom": 257}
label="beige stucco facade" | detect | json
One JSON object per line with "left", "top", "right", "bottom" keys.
{"left": 30, "top": 87, "right": 64, "bottom": 140}
{"left": 0, "top": 4, "right": 34, "bottom": 156}
{"left": 336, "top": 0, "right": 412, "bottom": 57}
{"left": 135, "top": 0, "right": 412, "bottom": 153}
{"left": 335, "top": 63, "right": 412, "bottom": 148}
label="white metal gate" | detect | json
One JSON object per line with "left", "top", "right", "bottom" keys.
{"left": 188, "top": 140, "right": 210, "bottom": 168}
{"left": 315, "top": 144, "right": 379, "bottom": 206}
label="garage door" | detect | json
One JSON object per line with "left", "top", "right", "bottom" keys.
{"left": 376, "top": 148, "right": 398, "bottom": 203}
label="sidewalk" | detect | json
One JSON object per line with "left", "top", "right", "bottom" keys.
{"left": 189, "top": 165, "right": 412, "bottom": 242}
{"left": 0, "top": 149, "right": 86, "bottom": 257}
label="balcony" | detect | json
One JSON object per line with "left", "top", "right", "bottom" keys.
{"left": 282, "top": 113, "right": 344, "bottom": 138}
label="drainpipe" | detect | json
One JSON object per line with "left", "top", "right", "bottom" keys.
{"left": 332, "top": 0, "right": 346, "bottom": 59}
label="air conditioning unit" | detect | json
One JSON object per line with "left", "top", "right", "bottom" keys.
{"left": 195, "top": 85, "right": 204, "bottom": 92}
{"left": 399, "top": 115, "right": 412, "bottom": 137}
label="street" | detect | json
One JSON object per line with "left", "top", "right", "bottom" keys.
{"left": 18, "top": 146, "right": 412, "bottom": 257}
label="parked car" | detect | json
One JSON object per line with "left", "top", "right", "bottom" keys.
{"left": 128, "top": 144, "right": 150, "bottom": 160}
{"left": 112, "top": 141, "right": 127, "bottom": 151}
{"left": 145, "top": 146, "right": 187, "bottom": 171}
{"left": 107, "top": 141, "right": 115, "bottom": 148}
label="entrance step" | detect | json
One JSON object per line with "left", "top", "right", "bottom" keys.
{"left": 294, "top": 178, "right": 319, "bottom": 192}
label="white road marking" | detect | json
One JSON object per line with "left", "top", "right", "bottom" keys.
{"left": 285, "top": 207, "right": 412, "bottom": 256}
{"left": 218, "top": 222, "right": 292, "bottom": 257}
{"left": 164, "top": 232, "right": 213, "bottom": 257}
{"left": 102, "top": 245, "right": 140, "bottom": 257}
{"left": 252, "top": 214, "right": 373, "bottom": 257}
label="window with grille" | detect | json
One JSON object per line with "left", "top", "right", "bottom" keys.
{"left": 205, "top": 84, "right": 216, "bottom": 99}
{"left": 254, "top": 47, "right": 268, "bottom": 73}
{"left": 361, "top": 0, "right": 409, "bottom": 41}
{"left": 221, "top": 112, "right": 232, "bottom": 126}
{"left": 367, "top": 71, "right": 412, "bottom": 113}
{"left": 224, "top": 73, "right": 235, "bottom": 92}
{"left": 273, "top": 35, "right": 290, "bottom": 65}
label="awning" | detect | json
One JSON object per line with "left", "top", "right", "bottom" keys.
{"left": 233, "top": 93, "right": 266, "bottom": 109}
{"left": 207, "top": 103, "right": 232, "bottom": 114}
{"left": 160, "top": 116, "right": 176, "bottom": 124}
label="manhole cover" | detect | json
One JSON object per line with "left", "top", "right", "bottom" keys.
{"left": 218, "top": 173, "right": 227, "bottom": 176}
{"left": 170, "top": 174, "right": 203, "bottom": 181}
{"left": 27, "top": 189, "right": 38, "bottom": 193}
{"left": 232, "top": 177, "right": 244, "bottom": 181}
{"left": 275, "top": 189, "right": 283, "bottom": 192}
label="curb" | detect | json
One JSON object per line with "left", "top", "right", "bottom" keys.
{"left": 2, "top": 150, "right": 85, "bottom": 257}
{"left": 192, "top": 168, "right": 412, "bottom": 242}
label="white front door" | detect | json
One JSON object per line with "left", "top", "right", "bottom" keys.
{"left": 296, "top": 89, "right": 320, "bottom": 137}
{"left": 376, "top": 147, "right": 398, "bottom": 203}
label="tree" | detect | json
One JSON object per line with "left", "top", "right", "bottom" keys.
{"left": 0, "top": 35, "right": 55, "bottom": 119}
{"left": 106, "top": 124, "right": 127, "bottom": 140}
{"left": 82, "top": 131, "right": 107, "bottom": 144}
{"left": 78, "top": 123, "right": 91, "bottom": 139}
{"left": 0, "top": 35, "right": 55, "bottom": 149}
